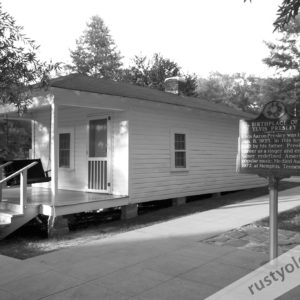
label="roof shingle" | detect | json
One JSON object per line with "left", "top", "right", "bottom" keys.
{"left": 50, "top": 74, "right": 253, "bottom": 118}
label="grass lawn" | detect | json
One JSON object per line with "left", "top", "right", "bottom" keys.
{"left": 204, "top": 180, "right": 300, "bottom": 255}
{"left": 256, "top": 205, "right": 300, "bottom": 232}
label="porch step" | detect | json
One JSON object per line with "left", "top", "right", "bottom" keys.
{"left": 0, "top": 213, "right": 12, "bottom": 226}
{"left": 0, "top": 206, "right": 39, "bottom": 239}
{"left": 0, "top": 209, "right": 22, "bottom": 226}
{"left": 0, "top": 202, "right": 23, "bottom": 214}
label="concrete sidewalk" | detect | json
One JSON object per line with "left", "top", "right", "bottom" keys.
{"left": 0, "top": 184, "right": 300, "bottom": 299}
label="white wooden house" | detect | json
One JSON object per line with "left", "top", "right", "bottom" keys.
{"left": 0, "top": 74, "right": 266, "bottom": 237}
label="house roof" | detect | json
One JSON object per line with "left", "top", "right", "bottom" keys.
{"left": 50, "top": 74, "right": 253, "bottom": 118}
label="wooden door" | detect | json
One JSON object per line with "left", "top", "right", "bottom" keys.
{"left": 87, "top": 117, "right": 111, "bottom": 192}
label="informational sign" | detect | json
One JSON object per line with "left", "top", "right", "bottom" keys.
{"left": 237, "top": 101, "right": 300, "bottom": 177}
{"left": 237, "top": 101, "right": 300, "bottom": 262}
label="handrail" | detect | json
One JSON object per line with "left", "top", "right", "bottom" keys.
{"left": 0, "top": 161, "right": 12, "bottom": 170}
{"left": 0, "top": 162, "right": 38, "bottom": 184}
{"left": 0, "top": 161, "right": 39, "bottom": 214}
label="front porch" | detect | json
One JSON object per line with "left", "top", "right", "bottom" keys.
{"left": 2, "top": 187, "right": 129, "bottom": 216}
{"left": 0, "top": 76, "right": 130, "bottom": 238}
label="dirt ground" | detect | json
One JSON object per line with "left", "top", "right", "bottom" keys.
{"left": 0, "top": 181, "right": 299, "bottom": 260}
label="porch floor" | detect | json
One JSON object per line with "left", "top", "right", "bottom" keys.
{"left": 1, "top": 187, "right": 129, "bottom": 216}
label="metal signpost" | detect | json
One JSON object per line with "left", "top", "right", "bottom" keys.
{"left": 237, "top": 101, "right": 300, "bottom": 261}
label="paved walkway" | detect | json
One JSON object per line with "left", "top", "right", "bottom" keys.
{"left": 1, "top": 183, "right": 300, "bottom": 299}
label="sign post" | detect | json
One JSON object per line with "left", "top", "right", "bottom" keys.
{"left": 268, "top": 176, "right": 279, "bottom": 260}
{"left": 237, "top": 101, "right": 300, "bottom": 261}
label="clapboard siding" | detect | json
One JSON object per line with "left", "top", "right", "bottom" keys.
{"left": 131, "top": 177, "right": 259, "bottom": 187}
{"left": 57, "top": 106, "right": 91, "bottom": 190}
{"left": 31, "top": 108, "right": 51, "bottom": 189}
{"left": 129, "top": 106, "right": 266, "bottom": 204}
{"left": 29, "top": 88, "right": 265, "bottom": 206}
{"left": 111, "top": 111, "right": 129, "bottom": 196}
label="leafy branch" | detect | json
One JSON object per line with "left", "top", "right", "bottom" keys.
{"left": 244, "top": 0, "right": 300, "bottom": 31}
{"left": 0, "top": 4, "right": 60, "bottom": 113}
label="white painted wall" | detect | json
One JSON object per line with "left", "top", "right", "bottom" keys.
{"left": 57, "top": 106, "right": 89, "bottom": 191}
{"left": 128, "top": 104, "right": 266, "bottom": 204}
{"left": 30, "top": 88, "right": 266, "bottom": 206}
{"left": 31, "top": 108, "right": 51, "bottom": 189}
{"left": 32, "top": 105, "right": 129, "bottom": 194}
{"left": 111, "top": 111, "right": 129, "bottom": 196}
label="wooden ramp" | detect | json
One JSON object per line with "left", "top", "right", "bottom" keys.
{"left": 0, "top": 161, "right": 42, "bottom": 239}
{"left": 0, "top": 203, "right": 40, "bottom": 240}
{"left": 0, "top": 187, "right": 129, "bottom": 239}
{"left": 0, "top": 162, "right": 128, "bottom": 239}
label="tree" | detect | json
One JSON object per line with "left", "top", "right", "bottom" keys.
{"left": 196, "top": 73, "right": 253, "bottom": 112}
{"left": 258, "top": 77, "right": 296, "bottom": 107}
{"left": 122, "top": 53, "right": 198, "bottom": 96}
{"left": 0, "top": 119, "right": 31, "bottom": 160}
{"left": 123, "top": 53, "right": 180, "bottom": 89}
{"left": 273, "top": 0, "right": 300, "bottom": 31}
{"left": 69, "top": 15, "right": 123, "bottom": 80}
{"left": 245, "top": 0, "right": 300, "bottom": 31}
{"left": 264, "top": 17, "right": 300, "bottom": 76}
{"left": 196, "top": 72, "right": 299, "bottom": 114}
{"left": 262, "top": 16, "right": 300, "bottom": 113}
{"left": 180, "top": 74, "right": 198, "bottom": 97}
{"left": 0, "top": 4, "right": 58, "bottom": 113}
{"left": 195, "top": 73, "right": 285, "bottom": 113}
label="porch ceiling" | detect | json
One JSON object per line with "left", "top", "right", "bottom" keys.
{"left": 0, "top": 105, "right": 50, "bottom": 120}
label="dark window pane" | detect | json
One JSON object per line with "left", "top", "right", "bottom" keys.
{"left": 175, "top": 133, "right": 185, "bottom": 150}
{"left": 175, "top": 151, "right": 186, "bottom": 168}
{"left": 59, "top": 150, "right": 69, "bottom": 167}
{"left": 59, "top": 133, "right": 70, "bottom": 150}
{"left": 89, "top": 119, "right": 107, "bottom": 157}
{"left": 59, "top": 133, "right": 70, "bottom": 167}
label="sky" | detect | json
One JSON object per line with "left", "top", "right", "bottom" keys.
{"left": 2, "top": 0, "right": 283, "bottom": 77}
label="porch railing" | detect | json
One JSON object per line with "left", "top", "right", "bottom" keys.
{"left": 0, "top": 161, "right": 38, "bottom": 214}
{"left": 88, "top": 159, "right": 108, "bottom": 191}
{"left": 0, "top": 161, "right": 12, "bottom": 201}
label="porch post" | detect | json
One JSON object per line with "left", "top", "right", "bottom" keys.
{"left": 51, "top": 102, "right": 58, "bottom": 200}
{"left": 0, "top": 169, "right": 2, "bottom": 202}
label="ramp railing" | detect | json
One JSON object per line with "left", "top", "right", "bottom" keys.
{"left": 0, "top": 161, "right": 38, "bottom": 214}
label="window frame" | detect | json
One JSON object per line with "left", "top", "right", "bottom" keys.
{"left": 58, "top": 128, "right": 74, "bottom": 169}
{"left": 170, "top": 129, "right": 189, "bottom": 172}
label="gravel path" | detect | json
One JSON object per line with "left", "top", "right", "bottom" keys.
{"left": 204, "top": 223, "right": 300, "bottom": 255}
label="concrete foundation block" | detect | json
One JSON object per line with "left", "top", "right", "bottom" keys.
{"left": 121, "top": 204, "right": 138, "bottom": 220}
{"left": 48, "top": 215, "right": 69, "bottom": 238}
{"left": 212, "top": 192, "right": 222, "bottom": 198}
{"left": 172, "top": 197, "right": 186, "bottom": 206}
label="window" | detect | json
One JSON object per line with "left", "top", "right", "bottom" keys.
{"left": 59, "top": 133, "right": 71, "bottom": 168}
{"left": 58, "top": 129, "right": 74, "bottom": 169}
{"left": 171, "top": 130, "right": 189, "bottom": 171}
{"left": 89, "top": 119, "right": 107, "bottom": 157}
{"left": 174, "top": 133, "right": 186, "bottom": 168}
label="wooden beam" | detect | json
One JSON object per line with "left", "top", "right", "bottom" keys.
{"left": 0, "top": 169, "right": 2, "bottom": 203}
{"left": 0, "top": 162, "right": 37, "bottom": 185}
{"left": 40, "top": 197, "right": 129, "bottom": 216}
{"left": 20, "top": 170, "right": 27, "bottom": 214}
{"left": 0, "top": 162, "right": 11, "bottom": 202}
{"left": 51, "top": 102, "right": 58, "bottom": 201}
